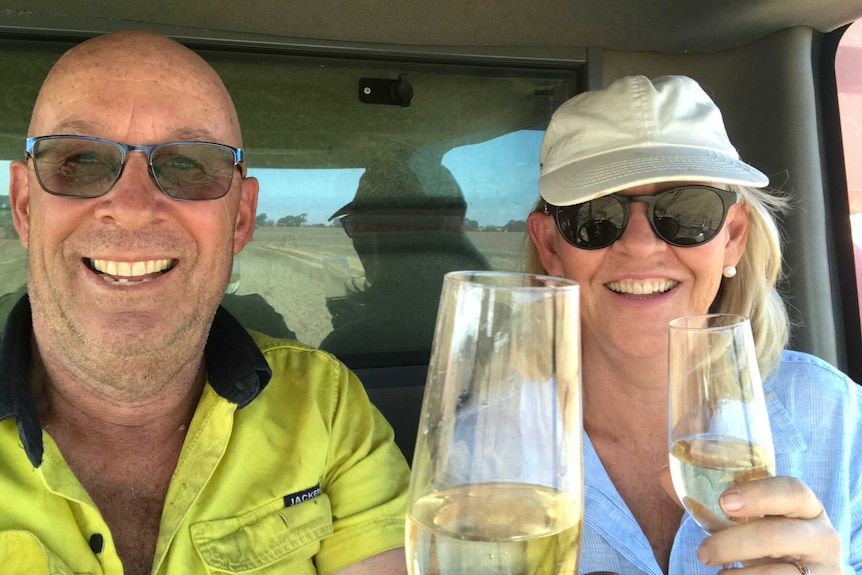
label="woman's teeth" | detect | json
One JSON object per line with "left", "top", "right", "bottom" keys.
{"left": 606, "top": 279, "right": 678, "bottom": 295}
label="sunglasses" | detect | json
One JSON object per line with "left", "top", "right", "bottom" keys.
{"left": 25, "top": 135, "right": 245, "bottom": 201}
{"left": 338, "top": 212, "right": 463, "bottom": 239}
{"left": 544, "top": 185, "right": 740, "bottom": 249}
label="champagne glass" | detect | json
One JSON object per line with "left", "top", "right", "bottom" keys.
{"left": 668, "top": 313, "right": 775, "bottom": 534}
{"left": 406, "top": 271, "right": 583, "bottom": 575}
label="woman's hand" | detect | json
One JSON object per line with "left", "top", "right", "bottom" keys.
{"left": 696, "top": 476, "right": 843, "bottom": 574}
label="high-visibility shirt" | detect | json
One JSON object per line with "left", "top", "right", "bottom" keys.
{"left": 0, "top": 298, "right": 410, "bottom": 574}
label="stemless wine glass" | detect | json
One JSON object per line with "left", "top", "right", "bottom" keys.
{"left": 668, "top": 313, "right": 776, "bottom": 534}
{"left": 406, "top": 271, "right": 583, "bottom": 575}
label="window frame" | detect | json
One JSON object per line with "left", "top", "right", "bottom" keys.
{"left": 823, "top": 22, "right": 862, "bottom": 383}
{"left": 0, "top": 24, "right": 597, "bottom": 373}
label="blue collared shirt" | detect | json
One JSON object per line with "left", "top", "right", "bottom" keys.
{"left": 576, "top": 350, "right": 862, "bottom": 575}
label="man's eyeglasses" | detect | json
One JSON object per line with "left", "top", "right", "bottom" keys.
{"left": 25, "top": 135, "right": 245, "bottom": 201}
{"left": 544, "top": 185, "right": 740, "bottom": 250}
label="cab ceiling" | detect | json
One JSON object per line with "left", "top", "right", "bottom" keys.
{"left": 1, "top": 0, "right": 861, "bottom": 54}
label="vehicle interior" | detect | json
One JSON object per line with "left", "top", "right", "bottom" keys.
{"left": 1, "top": 0, "right": 860, "bottom": 463}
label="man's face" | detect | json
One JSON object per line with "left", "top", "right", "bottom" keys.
{"left": 8, "top": 36, "right": 257, "bottom": 390}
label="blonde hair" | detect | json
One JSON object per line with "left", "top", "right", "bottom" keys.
{"left": 525, "top": 185, "right": 791, "bottom": 378}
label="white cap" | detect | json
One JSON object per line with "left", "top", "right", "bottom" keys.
{"left": 538, "top": 75, "right": 769, "bottom": 206}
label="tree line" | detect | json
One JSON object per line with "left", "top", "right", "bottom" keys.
{"left": 255, "top": 212, "right": 527, "bottom": 232}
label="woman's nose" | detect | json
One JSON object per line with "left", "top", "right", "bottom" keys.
{"left": 615, "top": 203, "right": 666, "bottom": 252}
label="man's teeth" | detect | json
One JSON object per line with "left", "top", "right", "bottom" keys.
{"left": 606, "top": 279, "right": 677, "bottom": 295}
{"left": 92, "top": 259, "right": 173, "bottom": 277}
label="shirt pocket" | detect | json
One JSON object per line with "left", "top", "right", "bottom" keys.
{"left": 190, "top": 494, "right": 334, "bottom": 573}
{"left": 0, "top": 530, "right": 92, "bottom": 575}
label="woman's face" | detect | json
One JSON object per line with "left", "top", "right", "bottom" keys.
{"left": 528, "top": 182, "right": 749, "bottom": 360}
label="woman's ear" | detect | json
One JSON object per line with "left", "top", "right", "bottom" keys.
{"left": 527, "top": 211, "right": 565, "bottom": 277}
{"left": 723, "top": 200, "right": 749, "bottom": 267}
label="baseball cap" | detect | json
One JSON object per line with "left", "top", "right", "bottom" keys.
{"left": 538, "top": 75, "right": 769, "bottom": 206}
{"left": 329, "top": 163, "right": 466, "bottom": 220}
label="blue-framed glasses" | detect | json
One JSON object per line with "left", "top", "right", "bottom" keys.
{"left": 25, "top": 135, "right": 245, "bottom": 201}
{"left": 543, "top": 185, "right": 740, "bottom": 249}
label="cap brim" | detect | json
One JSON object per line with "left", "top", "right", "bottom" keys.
{"left": 328, "top": 202, "right": 353, "bottom": 221}
{"left": 538, "top": 145, "right": 770, "bottom": 206}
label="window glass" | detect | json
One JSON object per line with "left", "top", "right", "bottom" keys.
{"left": 0, "top": 39, "right": 581, "bottom": 365}
{"left": 836, "top": 20, "right": 862, "bottom": 330}
{"left": 0, "top": 160, "right": 26, "bottom": 317}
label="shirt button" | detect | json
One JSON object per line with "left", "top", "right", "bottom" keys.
{"left": 89, "top": 533, "right": 104, "bottom": 554}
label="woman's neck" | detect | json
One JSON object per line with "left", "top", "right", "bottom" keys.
{"left": 580, "top": 337, "right": 669, "bottom": 440}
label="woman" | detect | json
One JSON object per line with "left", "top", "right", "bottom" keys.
{"left": 526, "top": 75, "right": 861, "bottom": 574}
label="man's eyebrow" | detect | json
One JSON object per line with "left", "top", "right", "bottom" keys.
{"left": 43, "top": 119, "right": 107, "bottom": 135}
{"left": 35, "top": 122, "right": 223, "bottom": 144}
{"left": 167, "top": 128, "right": 221, "bottom": 142}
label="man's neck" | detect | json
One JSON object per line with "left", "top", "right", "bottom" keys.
{"left": 30, "top": 336, "right": 206, "bottom": 445}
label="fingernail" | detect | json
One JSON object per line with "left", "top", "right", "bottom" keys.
{"left": 721, "top": 490, "right": 744, "bottom": 512}
{"left": 697, "top": 545, "right": 710, "bottom": 564}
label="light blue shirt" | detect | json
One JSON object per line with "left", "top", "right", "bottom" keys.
{"left": 577, "top": 350, "right": 862, "bottom": 575}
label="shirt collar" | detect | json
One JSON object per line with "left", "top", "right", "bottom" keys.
{"left": 0, "top": 294, "right": 272, "bottom": 468}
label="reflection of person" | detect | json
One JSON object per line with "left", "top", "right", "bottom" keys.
{"left": 0, "top": 285, "right": 26, "bottom": 329}
{"left": 321, "top": 162, "right": 490, "bottom": 357}
{"left": 1, "top": 31, "right": 408, "bottom": 574}
{"left": 220, "top": 252, "right": 298, "bottom": 339}
{"left": 220, "top": 292, "right": 297, "bottom": 339}
{"left": 526, "top": 76, "right": 861, "bottom": 574}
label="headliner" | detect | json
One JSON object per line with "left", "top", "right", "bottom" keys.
{"left": 0, "top": 0, "right": 860, "bottom": 54}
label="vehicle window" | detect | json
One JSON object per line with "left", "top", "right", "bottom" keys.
{"left": 0, "top": 39, "right": 582, "bottom": 366}
{"left": 837, "top": 20, "right": 862, "bottom": 330}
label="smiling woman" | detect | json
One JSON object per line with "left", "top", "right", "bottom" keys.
{"left": 525, "top": 73, "right": 860, "bottom": 575}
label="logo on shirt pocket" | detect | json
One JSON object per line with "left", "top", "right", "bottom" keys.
{"left": 284, "top": 484, "right": 321, "bottom": 508}
{"left": 190, "top": 493, "right": 333, "bottom": 572}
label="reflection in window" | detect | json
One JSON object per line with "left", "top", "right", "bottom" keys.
{"left": 0, "top": 161, "right": 27, "bottom": 323}
{"left": 837, "top": 19, "right": 862, "bottom": 329}
{"left": 0, "top": 39, "right": 580, "bottom": 363}
{"left": 238, "top": 130, "right": 544, "bottom": 355}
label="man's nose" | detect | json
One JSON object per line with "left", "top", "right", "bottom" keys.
{"left": 91, "top": 153, "right": 168, "bottom": 227}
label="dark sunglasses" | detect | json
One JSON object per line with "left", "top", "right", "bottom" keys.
{"left": 337, "top": 212, "right": 462, "bottom": 239}
{"left": 25, "top": 135, "right": 245, "bottom": 201}
{"left": 543, "top": 185, "right": 740, "bottom": 249}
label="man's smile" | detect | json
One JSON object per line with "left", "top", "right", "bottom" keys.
{"left": 86, "top": 258, "right": 177, "bottom": 285}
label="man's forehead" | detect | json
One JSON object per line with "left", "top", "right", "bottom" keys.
{"left": 35, "top": 118, "right": 223, "bottom": 144}
{"left": 30, "top": 43, "right": 242, "bottom": 144}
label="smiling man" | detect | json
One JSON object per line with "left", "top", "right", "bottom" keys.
{"left": 0, "top": 30, "right": 409, "bottom": 575}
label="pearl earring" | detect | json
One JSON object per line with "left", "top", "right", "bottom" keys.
{"left": 723, "top": 265, "right": 737, "bottom": 278}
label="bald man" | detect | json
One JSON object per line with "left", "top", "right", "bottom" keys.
{"left": 1, "top": 30, "right": 409, "bottom": 575}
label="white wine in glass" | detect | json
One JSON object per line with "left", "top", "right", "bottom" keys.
{"left": 668, "top": 313, "right": 775, "bottom": 534}
{"left": 406, "top": 271, "right": 584, "bottom": 575}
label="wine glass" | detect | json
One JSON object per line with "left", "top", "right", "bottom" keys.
{"left": 668, "top": 313, "right": 776, "bottom": 534}
{"left": 406, "top": 271, "right": 583, "bottom": 575}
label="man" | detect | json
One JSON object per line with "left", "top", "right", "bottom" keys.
{"left": 321, "top": 160, "right": 490, "bottom": 358}
{"left": 0, "top": 30, "right": 409, "bottom": 575}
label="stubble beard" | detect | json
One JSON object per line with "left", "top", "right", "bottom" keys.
{"left": 28, "top": 270, "right": 222, "bottom": 402}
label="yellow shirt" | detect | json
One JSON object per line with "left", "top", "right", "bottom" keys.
{"left": 0, "top": 299, "right": 410, "bottom": 574}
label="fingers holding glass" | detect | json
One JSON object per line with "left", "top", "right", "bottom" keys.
{"left": 696, "top": 478, "right": 843, "bottom": 573}
{"left": 668, "top": 314, "right": 775, "bottom": 534}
